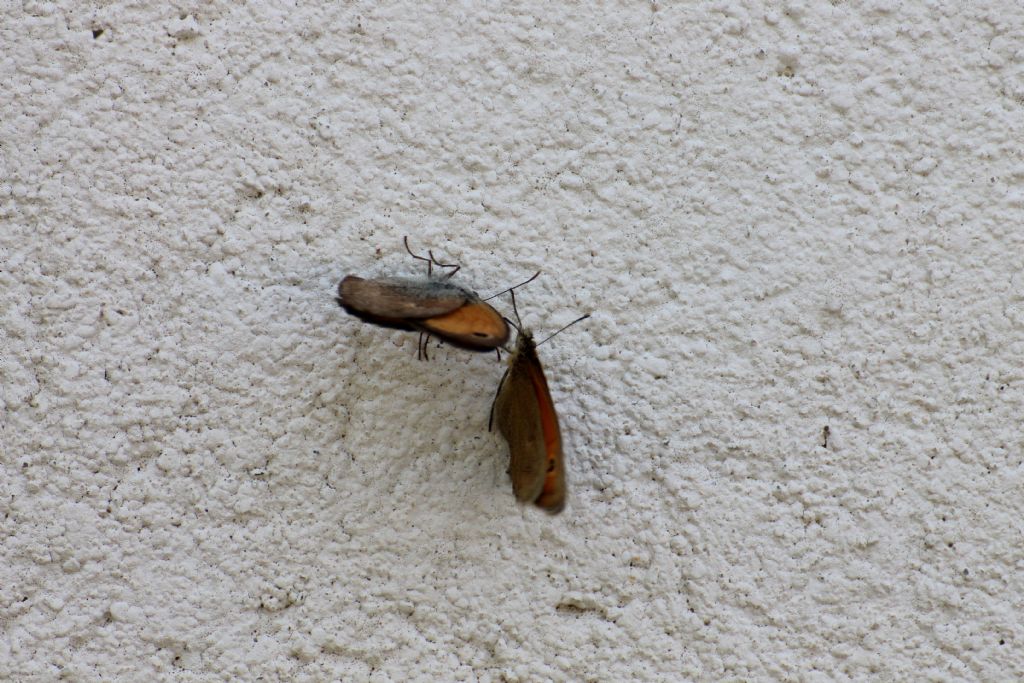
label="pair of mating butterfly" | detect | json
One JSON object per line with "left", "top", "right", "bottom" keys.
{"left": 337, "top": 238, "right": 587, "bottom": 514}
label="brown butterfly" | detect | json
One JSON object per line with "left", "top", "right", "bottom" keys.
{"left": 337, "top": 238, "right": 519, "bottom": 356}
{"left": 490, "top": 293, "right": 588, "bottom": 514}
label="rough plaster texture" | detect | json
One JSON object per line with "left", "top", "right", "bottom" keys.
{"left": 3, "top": 1, "right": 1024, "bottom": 681}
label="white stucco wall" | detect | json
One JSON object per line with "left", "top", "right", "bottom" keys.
{"left": 4, "top": 2, "right": 1024, "bottom": 680}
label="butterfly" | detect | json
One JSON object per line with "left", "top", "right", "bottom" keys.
{"left": 337, "top": 237, "right": 515, "bottom": 356}
{"left": 491, "top": 292, "right": 588, "bottom": 514}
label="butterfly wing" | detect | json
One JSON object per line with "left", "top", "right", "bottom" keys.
{"left": 416, "top": 301, "right": 509, "bottom": 350}
{"left": 494, "top": 333, "right": 566, "bottom": 513}
{"left": 525, "top": 354, "right": 566, "bottom": 513}
{"left": 338, "top": 276, "right": 469, "bottom": 319}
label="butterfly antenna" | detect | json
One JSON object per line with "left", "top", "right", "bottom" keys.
{"left": 483, "top": 270, "right": 541, "bottom": 302}
{"left": 509, "top": 289, "right": 523, "bottom": 330}
{"left": 538, "top": 314, "right": 591, "bottom": 346}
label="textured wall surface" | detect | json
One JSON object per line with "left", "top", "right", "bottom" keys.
{"left": 3, "top": 2, "right": 1024, "bottom": 680}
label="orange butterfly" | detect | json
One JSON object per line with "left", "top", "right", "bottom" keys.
{"left": 337, "top": 238, "right": 511, "bottom": 356}
{"left": 491, "top": 293, "right": 588, "bottom": 514}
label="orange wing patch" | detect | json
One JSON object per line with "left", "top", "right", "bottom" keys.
{"left": 419, "top": 301, "right": 510, "bottom": 348}
{"left": 528, "top": 360, "right": 565, "bottom": 513}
